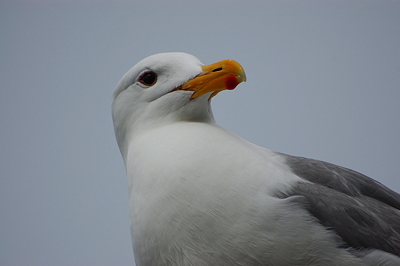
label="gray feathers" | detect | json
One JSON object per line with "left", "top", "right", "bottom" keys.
{"left": 280, "top": 154, "right": 400, "bottom": 256}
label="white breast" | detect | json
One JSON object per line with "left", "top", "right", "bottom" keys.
{"left": 125, "top": 122, "right": 364, "bottom": 265}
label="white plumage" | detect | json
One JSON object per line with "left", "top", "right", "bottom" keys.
{"left": 112, "top": 52, "right": 400, "bottom": 265}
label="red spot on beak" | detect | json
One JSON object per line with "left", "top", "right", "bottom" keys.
{"left": 225, "top": 75, "right": 240, "bottom": 90}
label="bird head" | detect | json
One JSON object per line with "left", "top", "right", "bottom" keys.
{"left": 112, "top": 52, "right": 246, "bottom": 157}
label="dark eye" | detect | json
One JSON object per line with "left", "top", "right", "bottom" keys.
{"left": 138, "top": 71, "right": 157, "bottom": 86}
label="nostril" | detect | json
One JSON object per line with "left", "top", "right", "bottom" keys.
{"left": 212, "top": 67, "right": 223, "bottom": 72}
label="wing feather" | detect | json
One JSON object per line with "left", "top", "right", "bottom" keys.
{"left": 279, "top": 154, "right": 400, "bottom": 256}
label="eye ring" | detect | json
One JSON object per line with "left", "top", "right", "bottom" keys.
{"left": 138, "top": 71, "right": 157, "bottom": 86}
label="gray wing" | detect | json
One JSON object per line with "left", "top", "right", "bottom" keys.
{"left": 279, "top": 153, "right": 400, "bottom": 256}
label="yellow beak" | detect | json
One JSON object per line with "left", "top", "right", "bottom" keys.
{"left": 178, "top": 59, "right": 246, "bottom": 99}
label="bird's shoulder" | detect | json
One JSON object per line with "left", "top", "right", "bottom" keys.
{"left": 277, "top": 153, "right": 400, "bottom": 256}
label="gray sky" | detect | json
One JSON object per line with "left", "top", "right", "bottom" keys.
{"left": 1, "top": 1, "right": 399, "bottom": 265}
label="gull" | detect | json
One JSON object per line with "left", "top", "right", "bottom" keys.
{"left": 112, "top": 52, "right": 400, "bottom": 265}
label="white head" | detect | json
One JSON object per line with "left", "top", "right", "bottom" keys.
{"left": 112, "top": 52, "right": 246, "bottom": 158}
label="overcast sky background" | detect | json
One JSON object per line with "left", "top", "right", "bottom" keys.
{"left": 1, "top": 1, "right": 399, "bottom": 265}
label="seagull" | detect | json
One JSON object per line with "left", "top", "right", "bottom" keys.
{"left": 112, "top": 52, "right": 400, "bottom": 265}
